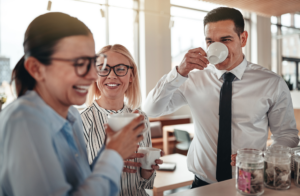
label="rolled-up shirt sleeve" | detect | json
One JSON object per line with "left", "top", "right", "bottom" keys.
{"left": 143, "top": 67, "right": 188, "bottom": 117}
{"left": 268, "top": 78, "right": 299, "bottom": 147}
{"left": 2, "top": 115, "right": 123, "bottom": 196}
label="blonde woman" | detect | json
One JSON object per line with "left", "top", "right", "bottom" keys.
{"left": 81, "top": 44, "right": 163, "bottom": 196}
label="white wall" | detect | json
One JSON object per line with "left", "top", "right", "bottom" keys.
{"left": 139, "top": 0, "right": 172, "bottom": 98}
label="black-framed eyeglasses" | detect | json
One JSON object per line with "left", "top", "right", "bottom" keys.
{"left": 96, "top": 64, "right": 133, "bottom": 77}
{"left": 44, "top": 53, "right": 107, "bottom": 77}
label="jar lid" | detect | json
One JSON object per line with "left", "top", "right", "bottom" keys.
{"left": 264, "top": 151, "right": 291, "bottom": 163}
{"left": 267, "top": 145, "right": 291, "bottom": 154}
{"left": 237, "top": 148, "right": 262, "bottom": 156}
{"left": 237, "top": 148, "right": 263, "bottom": 163}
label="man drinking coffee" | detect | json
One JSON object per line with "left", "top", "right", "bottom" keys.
{"left": 143, "top": 7, "right": 299, "bottom": 188}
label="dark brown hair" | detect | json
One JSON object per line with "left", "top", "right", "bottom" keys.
{"left": 12, "top": 12, "right": 91, "bottom": 97}
{"left": 204, "top": 7, "right": 245, "bottom": 36}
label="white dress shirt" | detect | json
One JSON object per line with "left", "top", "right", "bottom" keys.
{"left": 144, "top": 57, "right": 299, "bottom": 184}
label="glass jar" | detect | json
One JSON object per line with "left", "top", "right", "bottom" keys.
{"left": 236, "top": 149, "right": 264, "bottom": 196}
{"left": 264, "top": 151, "right": 291, "bottom": 190}
{"left": 294, "top": 150, "right": 300, "bottom": 188}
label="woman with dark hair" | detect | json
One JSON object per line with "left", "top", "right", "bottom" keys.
{"left": 0, "top": 12, "right": 144, "bottom": 196}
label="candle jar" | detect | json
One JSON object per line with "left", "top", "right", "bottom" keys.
{"left": 294, "top": 150, "right": 300, "bottom": 188}
{"left": 236, "top": 149, "right": 264, "bottom": 196}
{"left": 264, "top": 151, "right": 291, "bottom": 190}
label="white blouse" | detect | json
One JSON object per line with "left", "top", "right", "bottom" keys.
{"left": 81, "top": 101, "right": 155, "bottom": 196}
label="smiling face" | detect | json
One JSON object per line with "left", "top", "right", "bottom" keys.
{"left": 34, "top": 34, "right": 98, "bottom": 109}
{"left": 205, "top": 20, "right": 248, "bottom": 71}
{"left": 96, "top": 50, "right": 132, "bottom": 102}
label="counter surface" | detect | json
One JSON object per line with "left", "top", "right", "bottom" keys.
{"left": 168, "top": 179, "right": 299, "bottom": 196}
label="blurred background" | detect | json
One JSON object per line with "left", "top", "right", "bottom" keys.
{"left": 0, "top": 0, "right": 300, "bottom": 115}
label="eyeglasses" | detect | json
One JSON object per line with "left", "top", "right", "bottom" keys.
{"left": 44, "top": 53, "right": 107, "bottom": 77}
{"left": 96, "top": 64, "right": 133, "bottom": 77}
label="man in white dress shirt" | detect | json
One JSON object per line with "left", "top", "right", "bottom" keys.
{"left": 143, "top": 7, "right": 299, "bottom": 188}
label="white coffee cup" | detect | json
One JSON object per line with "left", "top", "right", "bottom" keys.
{"left": 206, "top": 42, "right": 228, "bottom": 65}
{"left": 138, "top": 147, "right": 161, "bottom": 170}
{"left": 107, "top": 113, "right": 140, "bottom": 132}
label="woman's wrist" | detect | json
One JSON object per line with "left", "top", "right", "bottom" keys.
{"left": 140, "top": 168, "right": 154, "bottom": 180}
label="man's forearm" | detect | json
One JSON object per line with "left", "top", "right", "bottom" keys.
{"left": 143, "top": 67, "right": 188, "bottom": 118}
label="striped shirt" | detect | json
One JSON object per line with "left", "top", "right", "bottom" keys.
{"left": 81, "top": 101, "right": 155, "bottom": 196}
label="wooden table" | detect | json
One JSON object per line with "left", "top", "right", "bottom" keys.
{"left": 163, "top": 123, "right": 194, "bottom": 155}
{"left": 153, "top": 153, "right": 194, "bottom": 196}
{"left": 168, "top": 179, "right": 299, "bottom": 196}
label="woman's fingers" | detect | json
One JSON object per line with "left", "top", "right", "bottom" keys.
{"left": 127, "top": 153, "right": 144, "bottom": 159}
{"left": 124, "top": 160, "right": 142, "bottom": 167}
{"left": 133, "top": 110, "right": 139, "bottom": 114}
{"left": 134, "top": 135, "right": 144, "bottom": 144}
{"left": 123, "top": 168, "right": 137, "bottom": 173}
{"left": 151, "top": 165, "right": 160, "bottom": 170}
{"left": 160, "top": 151, "right": 165, "bottom": 157}
{"left": 155, "top": 159, "right": 163, "bottom": 164}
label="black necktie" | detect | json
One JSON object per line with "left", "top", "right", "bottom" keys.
{"left": 216, "top": 72, "right": 235, "bottom": 182}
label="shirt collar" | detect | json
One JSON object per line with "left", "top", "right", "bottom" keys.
{"left": 25, "top": 90, "right": 77, "bottom": 133}
{"left": 214, "top": 56, "right": 247, "bottom": 81}
{"left": 93, "top": 100, "right": 128, "bottom": 114}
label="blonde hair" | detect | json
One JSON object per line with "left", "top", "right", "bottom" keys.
{"left": 87, "top": 44, "right": 142, "bottom": 110}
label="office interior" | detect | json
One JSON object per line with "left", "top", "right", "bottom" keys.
{"left": 0, "top": 0, "right": 300, "bottom": 195}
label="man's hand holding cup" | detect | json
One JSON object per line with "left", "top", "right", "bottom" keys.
{"left": 177, "top": 47, "right": 209, "bottom": 77}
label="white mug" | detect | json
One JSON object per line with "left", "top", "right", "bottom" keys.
{"left": 206, "top": 42, "right": 228, "bottom": 65}
{"left": 107, "top": 113, "right": 139, "bottom": 132}
{"left": 138, "top": 147, "right": 161, "bottom": 170}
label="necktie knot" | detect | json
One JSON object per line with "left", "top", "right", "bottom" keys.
{"left": 223, "top": 72, "right": 235, "bottom": 82}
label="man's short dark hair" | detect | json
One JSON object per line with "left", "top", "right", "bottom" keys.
{"left": 204, "top": 7, "right": 245, "bottom": 36}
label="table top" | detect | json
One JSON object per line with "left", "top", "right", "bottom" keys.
{"left": 149, "top": 114, "right": 191, "bottom": 121}
{"left": 163, "top": 123, "right": 194, "bottom": 135}
{"left": 168, "top": 179, "right": 300, "bottom": 196}
{"left": 154, "top": 153, "right": 194, "bottom": 191}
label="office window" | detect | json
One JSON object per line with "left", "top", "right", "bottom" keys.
{"left": 51, "top": 0, "right": 106, "bottom": 53}
{"left": 281, "top": 13, "right": 291, "bottom": 26}
{"left": 108, "top": 2, "right": 135, "bottom": 58}
{"left": 0, "top": 0, "right": 46, "bottom": 73}
{"left": 0, "top": 0, "right": 106, "bottom": 74}
{"left": 295, "top": 14, "right": 300, "bottom": 28}
{"left": 272, "top": 13, "right": 300, "bottom": 89}
{"left": 0, "top": 0, "right": 138, "bottom": 108}
{"left": 170, "top": 7, "right": 206, "bottom": 68}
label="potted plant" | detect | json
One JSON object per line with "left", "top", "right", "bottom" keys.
{"left": 0, "top": 93, "right": 7, "bottom": 112}
{"left": 282, "top": 75, "right": 293, "bottom": 91}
